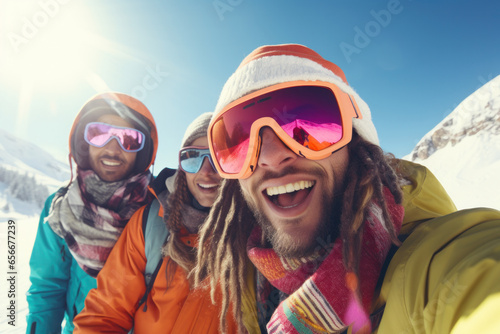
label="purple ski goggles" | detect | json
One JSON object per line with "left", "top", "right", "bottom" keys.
{"left": 84, "top": 122, "right": 145, "bottom": 152}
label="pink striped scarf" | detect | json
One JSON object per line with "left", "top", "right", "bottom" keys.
{"left": 48, "top": 168, "right": 151, "bottom": 277}
{"left": 247, "top": 188, "right": 404, "bottom": 333}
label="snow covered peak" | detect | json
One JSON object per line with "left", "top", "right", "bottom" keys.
{"left": 408, "top": 75, "right": 500, "bottom": 161}
{"left": 0, "top": 128, "right": 70, "bottom": 217}
{"left": 0, "top": 128, "right": 70, "bottom": 185}
{"left": 405, "top": 75, "right": 500, "bottom": 211}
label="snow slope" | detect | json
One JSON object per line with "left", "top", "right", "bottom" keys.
{"left": 0, "top": 128, "right": 70, "bottom": 219}
{"left": 0, "top": 129, "right": 70, "bottom": 187}
{"left": 404, "top": 75, "right": 500, "bottom": 210}
{"left": 0, "top": 129, "right": 69, "bottom": 333}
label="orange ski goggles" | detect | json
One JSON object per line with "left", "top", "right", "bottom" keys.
{"left": 208, "top": 81, "right": 362, "bottom": 179}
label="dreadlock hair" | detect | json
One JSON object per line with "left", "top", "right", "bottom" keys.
{"left": 193, "top": 131, "right": 404, "bottom": 334}
{"left": 193, "top": 177, "right": 254, "bottom": 334}
{"left": 162, "top": 171, "right": 196, "bottom": 286}
{"left": 340, "top": 132, "right": 403, "bottom": 274}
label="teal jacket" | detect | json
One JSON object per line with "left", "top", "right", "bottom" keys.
{"left": 26, "top": 193, "right": 97, "bottom": 334}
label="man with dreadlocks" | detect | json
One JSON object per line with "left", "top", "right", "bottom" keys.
{"left": 193, "top": 44, "right": 500, "bottom": 334}
{"left": 27, "top": 92, "right": 158, "bottom": 334}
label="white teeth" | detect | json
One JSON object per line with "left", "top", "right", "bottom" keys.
{"left": 102, "top": 160, "right": 120, "bottom": 166}
{"left": 199, "top": 183, "right": 218, "bottom": 189}
{"left": 266, "top": 180, "right": 315, "bottom": 196}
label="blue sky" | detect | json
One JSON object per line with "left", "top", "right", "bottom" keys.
{"left": 1, "top": 0, "right": 499, "bottom": 172}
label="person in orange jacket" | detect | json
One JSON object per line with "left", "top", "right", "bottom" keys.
{"left": 73, "top": 112, "right": 237, "bottom": 333}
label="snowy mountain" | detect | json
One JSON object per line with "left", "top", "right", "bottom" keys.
{"left": 404, "top": 75, "right": 500, "bottom": 210}
{"left": 0, "top": 128, "right": 70, "bottom": 219}
{"left": 0, "top": 128, "right": 70, "bottom": 187}
{"left": 0, "top": 130, "right": 70, "bottom": 333}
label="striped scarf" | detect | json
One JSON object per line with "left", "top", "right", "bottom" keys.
{"left": 47, "top": 168, "right": 151, "bottom": 277}
{"left": 247, "top": 188, "right": 404, "bottom": 334}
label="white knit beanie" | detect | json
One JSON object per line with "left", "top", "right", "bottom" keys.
{"left": 214, "top": 44, "right": 379, "bottom": 146}
{"left": 181, "top": 112, "right": 213, "bottom": 148}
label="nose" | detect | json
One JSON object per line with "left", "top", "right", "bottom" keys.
{"left": 257, "top": 128, "right": 296, "bottom": 170}
{"left": 103, "top": 138, "right": 123, "bottom": 154}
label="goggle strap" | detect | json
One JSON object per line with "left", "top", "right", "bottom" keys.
{"left": 67, "top": 153, "right": 74, "bottom": 188}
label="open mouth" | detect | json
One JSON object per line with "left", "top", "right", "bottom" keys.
{"left": 265, "top": 180, "right": 315, "bottom": 209}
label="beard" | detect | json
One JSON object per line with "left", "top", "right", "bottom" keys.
{"left": 254, "top": 198, "right": 339, "bottom": 258}
{"left": 241, "top": 166, "right": 343, "bottom": 258}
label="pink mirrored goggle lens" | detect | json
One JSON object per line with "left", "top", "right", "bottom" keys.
{"left": 210, "top": 85, "right": 344, "bottom": 174}
{"left": 84, "top": 122, "right": 145, "bottom": 152}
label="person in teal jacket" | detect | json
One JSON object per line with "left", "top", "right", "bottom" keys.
{"left": 26, "top": 92, "right": 158, "bottom": 334}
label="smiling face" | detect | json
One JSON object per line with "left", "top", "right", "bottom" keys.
{"left": 239, "top": 128, "right": 349, "bottom": 257}
{"left": 184, "top": 137, "right": 222, "bottom": 207}
{"left": 88, "top": 114, "right": 138, "bottom": 182}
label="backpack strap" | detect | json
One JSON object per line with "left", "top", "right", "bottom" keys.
{"left": 137, "top": 198, "right": 169, "bottom": 311}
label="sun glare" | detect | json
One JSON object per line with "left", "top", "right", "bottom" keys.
{"left": 1, "top": 1, "right": 96, "bottom": 90}
{"left": 0, "top": 0, "right": 153, "bottom": 132}
{"left": 0, "top": 0, "right": 106, "bottom": 136}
